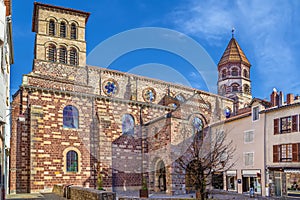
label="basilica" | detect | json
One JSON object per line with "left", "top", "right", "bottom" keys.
{"left": 10, "top": 2, "right": 300, "bottom": 198}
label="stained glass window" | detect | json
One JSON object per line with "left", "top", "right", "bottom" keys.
{"left": 168, "top": 103, "right": 177, "bottom": 108}
{"left": 193, "top": 117, "right": 203, "bottom": 133}
{"left": 104, "top": 80, "right": 118, "bottom": 96}
{"left": 122, "top": 114, "right": 134, "bottom": 135}
{"left": 67, "top": 150, "right": 78, "bottom": 172}
{"left": 175, "top": 94, "right": 185, "bottom": 102}
{"left": 143, "top": 88, "right": 156, "bottom": 102}
{"left": 224, "top": 108, "right": 231, "bottom": 118}
{"left": 63, "top": 105, "right": 79, "bottom": 129}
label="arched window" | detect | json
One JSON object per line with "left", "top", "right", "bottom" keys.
{"left": 47, "top": 44, "right": 56, "bottom": 62}
{"left": 232, "top": 84, "right": 239, "bottom": 92}
{"left": 66, "top": 150, "right": 78, "bottom": 172}
{"left": 69, "top": 48, "right": 78, "bottom": 66}
{"left": 244, "top": 84, "right": 250, "bottom": 94}
{"left": 122, "top": 114, "right": 134, "bottom": 135}
{"left": 175, "top": 94, "right": 185, "bottom": 103}
{"left": 192, "top": 117, "right": 203, "bottom": 133}
{"left": 156, "top": 160, "right": 166, "bottom": 191}
{"left": 231, "top": 68, "right": 238, "bottom": 76}
{"left": 59, "top": 46, "right": 67, "bottom": 64}
{"left": 221, "top": 69, "right": 227, "bottom": 78}
{"left": 63, "top": 105, "right": 79, "bottom": 129}
{"left": 49, "top": 20, "right": 55, "bottom": 36}
{"left": 243, "top": 69, "right": 249, "bottom": 78}
{"left": 220, "top": 85, "right": 226, "bottom": 95}
{"left": 60, "top": 21, "right": 66, "bottom": 38}
{"left": 70, "top": 23, "right": 77, "bottom": 39}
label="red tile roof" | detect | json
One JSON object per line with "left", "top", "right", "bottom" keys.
{"left": 4, "top": 0, "right": 11, "bottom": 16}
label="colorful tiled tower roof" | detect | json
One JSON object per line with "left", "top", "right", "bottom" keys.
{"left": 218, "top": 38, "right": 250, "bottom": 68}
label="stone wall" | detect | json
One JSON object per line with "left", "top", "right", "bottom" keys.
{"left": 53, "top": 184, "right": 116, "bottom": 200}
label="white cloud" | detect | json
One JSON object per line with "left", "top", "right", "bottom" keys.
{"left": 170, "top": 0, "right": 300, "bottom": 97}
{"left": 172, "top": 0, "right": 235, "bottom": 43}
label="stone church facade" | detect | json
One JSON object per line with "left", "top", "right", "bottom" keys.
{"left": 9, "top": 2, "right": 252, "bottom": 194}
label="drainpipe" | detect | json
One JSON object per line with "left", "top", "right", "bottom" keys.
{"left": 263, "top": 112, "right": 269, "bottom": 197}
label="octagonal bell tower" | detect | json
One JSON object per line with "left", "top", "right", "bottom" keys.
{"left": 217, "top": 33, "right": 252, "bottom": 111}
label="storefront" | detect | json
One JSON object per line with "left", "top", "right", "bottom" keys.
{"left": 285, "top": 169, "right": 300, "bottom": 197}
{"left": 226, "top": 170, "right": 237, "bottom": 192}
{"left": 242, "top": 169, "right": 261, "bottom": 195}
{"left": 212, "top": 172, "right": 224, "bottom": 189}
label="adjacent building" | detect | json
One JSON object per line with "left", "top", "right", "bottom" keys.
{"left": 212, "top": 90, "right": 300, "bottom": 198}
{"left": 0, "top": 0, "right": 13, "bottom": 199}
{"left": 264, "top": 91, "right": 300, "bottom": 198}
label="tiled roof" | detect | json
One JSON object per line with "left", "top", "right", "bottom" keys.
{"left": 4, "top": 0, "right": 11, "bottom": 16}
{"left": 218, "top": 38, "right": 250, "bottom": 67}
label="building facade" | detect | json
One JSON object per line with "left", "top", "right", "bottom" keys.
{"left": 264, "top": 91, "right": 300, "bottom": 198}
{"left": 212, "top": 90, "right": 300, "bottom": 198}
{"left": 10, "top": 2, "right": 299, "bottom": 198}
{"left": 211, "top": 99, "right": 271, "bottom": 196}
{"left": 9, "top": 2, "right": 233, "bottom": 194}
{"left": 0, "top": 0, "right": 13, "bottom": 199}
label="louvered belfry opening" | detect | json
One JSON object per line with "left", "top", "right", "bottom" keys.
{"left": 49, "top": 20, "right": 55, "bottom": 36}
{"left": 69, "top": 48, "right": 78, "bottom": 66}
{"left": 60, "top": 21, "right": 66, "bottom": 38}
{"left": 70, "top": 23, "right": 77, "bottom": 39}
{"left": 48, "top": 44, "right": 56, "bottom": 62}
{"left": 59, "top": 46, "right": 67, "bottom": 64}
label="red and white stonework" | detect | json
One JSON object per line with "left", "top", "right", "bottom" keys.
{"left": 10, "top": 2, "right": 251, "bottom": 195}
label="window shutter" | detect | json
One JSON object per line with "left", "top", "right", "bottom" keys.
{"left": 274, "top": 118, "right": 279, "bottom": 135}
{"left": 273, "top": 145, "right": 279, "bottom": 162}
{"left": 292, "top": 115, "right": 298, "bottom": 132}
{"left": 292, "top": 143, "right": 298, "bottom": 162}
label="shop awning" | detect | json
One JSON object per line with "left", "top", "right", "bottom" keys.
{"left": 284, "top": 169, "right": 300, "bottom": 174}
{"left": 226, "top": 170, "right": 237, "bottom": 176}
{"left": 242, "top": 170, "right": 261, "bottom": 177}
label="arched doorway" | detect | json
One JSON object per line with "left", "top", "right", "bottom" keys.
{"left": 156, "top": 160, "right": 166, "bottom": 192}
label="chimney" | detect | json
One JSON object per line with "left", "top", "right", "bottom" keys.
{"left": 279, "top": 91, "right": 284, "bottom": 106}
{"left": 287, "top": 93, "right": 294, "bottom": 105}
{"left": 270, "top": 89, "right": 279, "bottom": 107}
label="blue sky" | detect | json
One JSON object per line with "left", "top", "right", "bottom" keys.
{"left": 11, "top": 0, "right": 300, "bottom": 100}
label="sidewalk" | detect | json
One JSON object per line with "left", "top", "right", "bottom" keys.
{"left": 6, "top": 193, "right": 67, "bottom": 200}
{"left": 117, "top": 189, "right": 299, "bottom": 200}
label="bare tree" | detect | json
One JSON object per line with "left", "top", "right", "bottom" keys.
{"left": 177, "top": 127, "right": 235, "bottom": 200}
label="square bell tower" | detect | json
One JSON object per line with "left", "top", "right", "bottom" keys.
{"left": 32, "top": 2, "right": 90, "bottom": 66}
